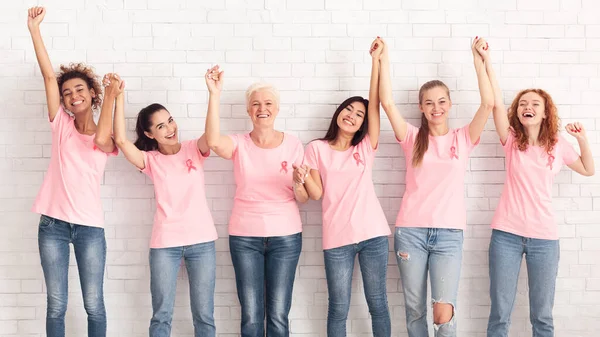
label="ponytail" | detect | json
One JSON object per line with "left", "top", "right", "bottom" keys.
{"left": 412, "top": 114, "right": 429, "bottom": 167}
{"left": 133, "top": 103, "right": 167, "bottom": 152}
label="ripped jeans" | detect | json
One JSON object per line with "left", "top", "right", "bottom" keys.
{"left": 394, "top": 227, "right": 463, "bottom": 337}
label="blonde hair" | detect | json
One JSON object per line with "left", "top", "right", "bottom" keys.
{"left": 245, "top": 82, "right": 280, "bottom": 109}
{"left": 412, "top": 80, "right": 451, "bottom": 167}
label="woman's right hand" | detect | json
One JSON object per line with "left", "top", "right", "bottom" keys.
{"left": 27, "top": 7, "right": 46, "bottom": 31}
{"left": 205, "top": 65, "right": 224, "bottom": 94}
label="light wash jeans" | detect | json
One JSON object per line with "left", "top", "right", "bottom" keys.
{"left": 487, "top": 229, "right": 560, "bottom": 337}
{"left": 395, "top": 227, "right": 463, "bottom": 337}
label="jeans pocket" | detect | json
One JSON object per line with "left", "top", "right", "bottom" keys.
{"left": 38, "top": 215, "right": 55, "bottom": 230}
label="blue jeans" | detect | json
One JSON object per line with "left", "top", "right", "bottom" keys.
{"left": 38, "top": 215, "right": 107, "bottom": 337}
{"left": 487, "top": 229, "right": 560, "bottom": 337}
{"left": 229, "top": 233, "right": 302, "bottom": 337}
{"left": 149, "top": 241, "right": 216, "bottom": 337}
{"left": 395, "top": 227, "right": 463, "bottom": 337}
{"left": 324, "top": 235, "right": 391, "bottom": 337}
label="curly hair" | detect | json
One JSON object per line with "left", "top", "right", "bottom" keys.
{"left": 56, "top": 63, "right": 103, "bottom": 111}
{"left": 508, "top": 89, "right": 560, "bottom": 156}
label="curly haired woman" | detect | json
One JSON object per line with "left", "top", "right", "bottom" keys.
{"left": 485, "top": 55, "right": 595, "bottom": 336}
{"left": 28, "top": 7, "right": 119, "bottom": 337}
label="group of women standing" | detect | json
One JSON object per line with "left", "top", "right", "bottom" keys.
{"left": 27, "top": 5, "right": 594, "bottom": 337}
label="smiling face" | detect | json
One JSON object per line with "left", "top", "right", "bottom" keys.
{"left": 61, "top": 78, "right": 96, "bottom": 115}
{"left": 419, "top": 86, "right": 452, "bottom": 127}
{"left": 144, "top": 109, "right": 178, "bottom": 145}
{"left": 247, "top": 89, "right": 279, "bottom": 128}
{"left": 336, "top": 101, "right": 366, "bottom": 134}
{"left": 516, "top": 91, "right": 546, "bottom": 127}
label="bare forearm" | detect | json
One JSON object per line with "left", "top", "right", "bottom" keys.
{"left": 578, "top": 138, "right": 595, "bottom": 175}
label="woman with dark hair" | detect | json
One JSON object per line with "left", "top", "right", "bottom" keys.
{"left": 300, "top": 38, "right": 391, "bottom": 337}
{"left": 108, "top": 74, "right": 218, "bottom": 337}
{"left": 380, "top": 37, "right": 493, "bottom": 337}
{"left": 28, "top": 7, "right": 118, "bottom": 337}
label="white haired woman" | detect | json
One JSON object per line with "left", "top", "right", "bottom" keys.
{"left": 204, "top": 66, "right": 308, "bottom": 337}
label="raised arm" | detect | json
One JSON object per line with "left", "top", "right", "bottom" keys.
{"left": 94, "top": 74, "right": 119, "bottom": 153}
{"left": 378, "top": 38, "right": 408, "bottom": 142}
{"left": 484, "top": 43, "right": 510, "bottom": 145}
{"left": 27, "top": 7, "right": 60, "bottom": 121}
{"left": 468, "top": 37, "right": 495, "bottom": 144}
{"left": 565, "top": 123, "right": 595, "bottom": 176}
{"left": 204, "top": 65, "right": 235, "bottom": 159}
{"left": 110, "top": 78, "right": 145, "bottom": 170}
{"left": 367, "top": 38, "right": 383, "bottom": 149}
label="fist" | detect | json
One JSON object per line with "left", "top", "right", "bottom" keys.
{"left": 27, "top": 7, "right": 46, "bottom": 30}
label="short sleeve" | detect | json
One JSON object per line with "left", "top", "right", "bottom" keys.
{"left": 50, "top": 105, "right": 70, "bottom": 132}
{"left": 291, "top": 137, "right": 304, "bottom": 167}
{"left": 361, "top": 134, "right": 376, "bottom": 159}
{"left": 228, "top": 134, "right": 241, "bottom": 158}
{"left": 190, "top": 139, "right": 210, "bottom": 164}
{"left": 140, "top": 151, "right": 153, "bottom": 177}
{"left": 501, "top": 128, "right": 516, "bottom": 154}
{"left": 106, "top": 146, "right": 119, "bottom": 157}
{"left": 303, "top": 141, "right": 319, "bottom": 171}
{"left": 397, "top": 123, "right": 418, "bottom": 151}
{"left": 558, "top": 135, "right": 579, "bottom": 166}
{"left": 460, "top": 124, "right": 480, "bottom": 153}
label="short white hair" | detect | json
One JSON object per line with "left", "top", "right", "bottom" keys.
{"left": 245, "top": 82, "right": 280, "bottom": 108}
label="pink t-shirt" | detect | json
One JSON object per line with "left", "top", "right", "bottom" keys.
{"left": 304, "top": 135, "right": 391, "bottom": 250}
{"left": 228, "top": 133, "right": 303, "bottom": 237}
{"left": 32, "top": 106, "right": 118, "bottom": 227}
{"left": 141, "top": 139, "right": 217, "bottom": 248}
{"left": 396, "top": 123, "right": 479, "bottom": 230}
{"left": 491, "top": 131, "right": 579, "bottom": 240}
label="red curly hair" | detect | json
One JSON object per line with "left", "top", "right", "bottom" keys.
{"left": 508, "top": 88, "right": 560, "bottom": 156}
{"left": 56, "top": 63, "right": 103, "bottom": 111}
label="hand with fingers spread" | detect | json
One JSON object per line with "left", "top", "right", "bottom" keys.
{"left": 472, "top": 36, "right": 489, "bottom": 63}
{"left": 102, "top": 73, "right": 125, "bottom": 99}
{"left": 27, "top": 6, "right": 46, "bottom": 31}
{"left": 565, "top": 122, "right": 587, "bottom": 140}
{"left": 205, "top": 65, "right": 224, "bottom": 94}
{"left": 292, "top": 163, "right": 310, "bottom": 184}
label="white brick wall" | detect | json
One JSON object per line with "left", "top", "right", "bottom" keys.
{"left": 1, "top": 1, "right": 599, "bottom": 336}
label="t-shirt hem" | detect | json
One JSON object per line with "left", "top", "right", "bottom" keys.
{"left": 395, "top": 222, "right": 465, "bottom": 230}
{"left": 31, "top": 209, "right": 104, "bottom": 228}
{"left": 228, "top": 228, "right": 302, "bottom": 238}
{"left": 322, "top": 230, "right": 391, "bottom": 250}
{"left": 149, "top": 236, "right": 218, "bottom": 249}
{"left": 490, "top": 223, "right": 558, "bottom": 241}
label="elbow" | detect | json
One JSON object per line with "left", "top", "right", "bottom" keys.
{"left": 380, "top": 99, "right": 395, "bottom": 111}
{"left": 114, "top": 136, "right": 127, "bottom": 147}
{"left": 93, "top": 135, "right": 112, "bottom": 148}
{"left": 206, "top": 136, "right": 219, "bottom": 151}
{"left": 481, "top": 101, "right": 494, "bottom": 112}
{"left": 585, "top": 168, "right": 595, "bottom": 177}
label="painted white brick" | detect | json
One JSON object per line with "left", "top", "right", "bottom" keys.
{"left": 2, "top": 3, "right": 600, "bottom": 337}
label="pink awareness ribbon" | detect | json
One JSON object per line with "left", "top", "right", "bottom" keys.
{"left": 186, "top": 159, "right": 197, "bottom": 173}
{"left": 280, "top": 161, "right": 288, "bottom": 174}
{"left": 450, "top": 146, "right": 458, "bottom": 159}
{"left": 353, "top": 152, "right": 364, "bottom": 166}
{"left": 547, "top": 155, "right": 555, "bottom": 170}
